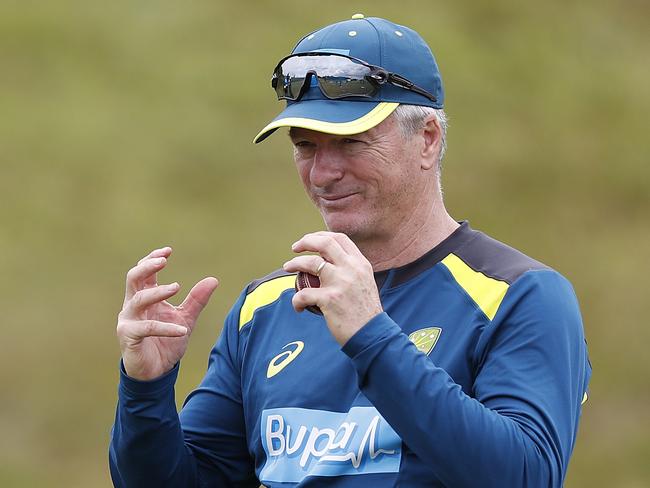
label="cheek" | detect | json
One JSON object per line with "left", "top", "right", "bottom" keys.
{"left": 373, "top": 157, "right": 418, "bottom": 201}
{"left": 294, "top": 158, "right": 314, "bottom": 191}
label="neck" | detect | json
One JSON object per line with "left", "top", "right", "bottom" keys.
{"left": 355, "top": 199, "right": 459, "bottom": 272}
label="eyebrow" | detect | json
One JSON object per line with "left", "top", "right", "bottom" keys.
{"left": 288, "top": 127, "right": 308, "bottom": 140}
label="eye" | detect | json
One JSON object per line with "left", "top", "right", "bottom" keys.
{"left": 293, "top": 140, "right": 315, "bottom": 148}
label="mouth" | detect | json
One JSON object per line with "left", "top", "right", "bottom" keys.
{"left": 318, "top": 193, "right": 358, "bottom": 205}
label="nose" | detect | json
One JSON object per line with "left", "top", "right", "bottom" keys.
{"left": 309, "top": 146, "right": 344, "bottom": 188}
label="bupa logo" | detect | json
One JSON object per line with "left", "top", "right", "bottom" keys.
{"left": 260, "top": 407, "right": 401, "bottom": 483}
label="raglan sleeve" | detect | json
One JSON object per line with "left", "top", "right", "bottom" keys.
{"left": 109, "top": 289, "right": 258, "bottom": 488}
{"left": 342, "top": 269, "right": 591, "bottom": 487}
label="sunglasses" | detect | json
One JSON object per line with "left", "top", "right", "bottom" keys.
{"left": 271, "top": 52, "right": 437, "bottom": 103}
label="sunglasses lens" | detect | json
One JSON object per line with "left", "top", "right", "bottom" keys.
{"left": 319, "top": 76, "right": 377, "bottom": 98}
{"left": 285, "top": 76, "right": 307, "bottom": 99}
{"left": 273, "top": 74, "right": 306, "bottom": 100}
{"left": 275, "top": 55, "right": 376, "bottom": 100}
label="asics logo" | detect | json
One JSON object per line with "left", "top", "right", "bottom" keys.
{"left": 267, "top": 341, "right": 304, "bottom": 378}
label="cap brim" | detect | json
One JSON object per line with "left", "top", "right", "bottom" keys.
{"left": 253, "top": 100, "right": 399, "bottom": 143}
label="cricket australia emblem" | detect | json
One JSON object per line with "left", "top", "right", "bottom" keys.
{"left": 408, "top": 327, "right": 442, "bottom": 355}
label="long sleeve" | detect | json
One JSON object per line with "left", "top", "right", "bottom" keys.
{"left": 342, "top": 269, "right": 591, "bottom": 487}
{"left": 109, "top": 363, "right": 200, "bottom": 487}
{"left": 109, "top": 292, "right": 258, "bottom": 488}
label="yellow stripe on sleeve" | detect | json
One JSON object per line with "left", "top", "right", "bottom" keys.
{"left": 440, "top": 253, "right": 510, "bottom": 321}
{"left": 239, "top": 275, "right": 296, "bottom": 330}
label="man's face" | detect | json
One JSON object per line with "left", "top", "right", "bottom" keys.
{"left": 290, "top": 115, "right": 426, "bottom": 243}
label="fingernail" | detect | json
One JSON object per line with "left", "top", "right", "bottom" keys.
{"left": 169, "top": 282, "right": 179, "bottom": 290}
{"left": 177, "top": 326, "right": 188, "bottom": 334}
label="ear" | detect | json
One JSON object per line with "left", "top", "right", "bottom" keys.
{"left": 420, "top": 115, "right": 442, "bottom": 171}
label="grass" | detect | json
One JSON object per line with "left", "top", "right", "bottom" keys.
{"left": 1, "top": 1, "right": 648, "bottom": 486}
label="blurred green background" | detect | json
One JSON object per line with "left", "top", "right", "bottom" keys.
{"left": 1, "top": 0, "right": 648, "bottom": 486}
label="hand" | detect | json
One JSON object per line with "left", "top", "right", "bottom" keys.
{"left": 283, "top": 232, "right": 383, "bottom": 345}
{"left": 117, "top": 247, "right": 219, "bottom": 381}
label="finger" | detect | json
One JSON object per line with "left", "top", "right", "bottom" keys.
{"left": 283, "top": 255, "right": 328, "bottom": 276}
{"left": 291, "top": 234, "right": 348, "bottom": 264}
{"left": 292, "top": 288, "right": 322, "bottom": 313}
{"left": 136, "top": 247, "right": 172, "bottom": 290}
{"left": 118, "top": 319, "right": 188, "bottom": 340}
{"left": 125, "top": 282, "right": 180, "bottom": 315}
{"left": 137, "top": 246, "right": 172, "bottom": 266}
{"left": 307, "top": 231, "right": 362, "bottom": 256}
{"left": 125, "top": 257, "right": 169, "bottom": 300}
{"left": 178, "top": 277, "right": 219, "bottom": 322}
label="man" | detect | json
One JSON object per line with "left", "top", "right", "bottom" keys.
{"left": 110, "top": 15, "right": 591, "bottom": 487}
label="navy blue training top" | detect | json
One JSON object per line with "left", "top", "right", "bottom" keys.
{"left": 110, "top": 221, "right": 591, "bottom": 487}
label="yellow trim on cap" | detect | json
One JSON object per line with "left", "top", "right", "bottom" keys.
{"left": 441, "top": 253, "right": 510, "bottom": 321}
{"left": 239, "top": 275, "right": 296, "bottom": 330}
{"left": 253, "top": 102, "right": 399, "bottom": 143}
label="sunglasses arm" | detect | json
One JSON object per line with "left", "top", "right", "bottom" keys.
{"left": 387, "top": 73, "right": 438, "bottom": 103}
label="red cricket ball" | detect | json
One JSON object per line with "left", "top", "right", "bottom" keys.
{"left": 294, "top": 271, "right": 323, "bottom": 315}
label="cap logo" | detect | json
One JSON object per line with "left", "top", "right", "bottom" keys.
{"left": 348, "top": 31, "right": 357, "bottom": 37}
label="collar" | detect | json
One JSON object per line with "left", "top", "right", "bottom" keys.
{"left": 374, "top": 221, "right": 474, "bottom": 290}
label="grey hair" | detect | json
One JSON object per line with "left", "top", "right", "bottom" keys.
{"left": 393, "top": 104, "right": 448, "bottom": 168}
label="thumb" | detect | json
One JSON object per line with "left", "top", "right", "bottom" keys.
{"left": 178, "top": 277, "right": 219, "bottom": 323}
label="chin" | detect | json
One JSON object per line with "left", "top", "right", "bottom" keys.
{"left": 322, "top": 214, "right": 371, "bottom": 241}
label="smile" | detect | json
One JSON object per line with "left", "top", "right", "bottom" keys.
{"left": 318, "top": 193, "right": 358, "bottom": 204}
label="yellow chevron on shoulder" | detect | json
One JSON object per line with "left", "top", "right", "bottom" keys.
{"left": 441, "top": 253, "right": 509, "bottom": 321}
{"left": 239, "top": 275, "right": 296, "bottom": 330}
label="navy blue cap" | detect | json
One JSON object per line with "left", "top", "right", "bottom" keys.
{"left": 254, "top": 14, "right": 444, "bottom": 143}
